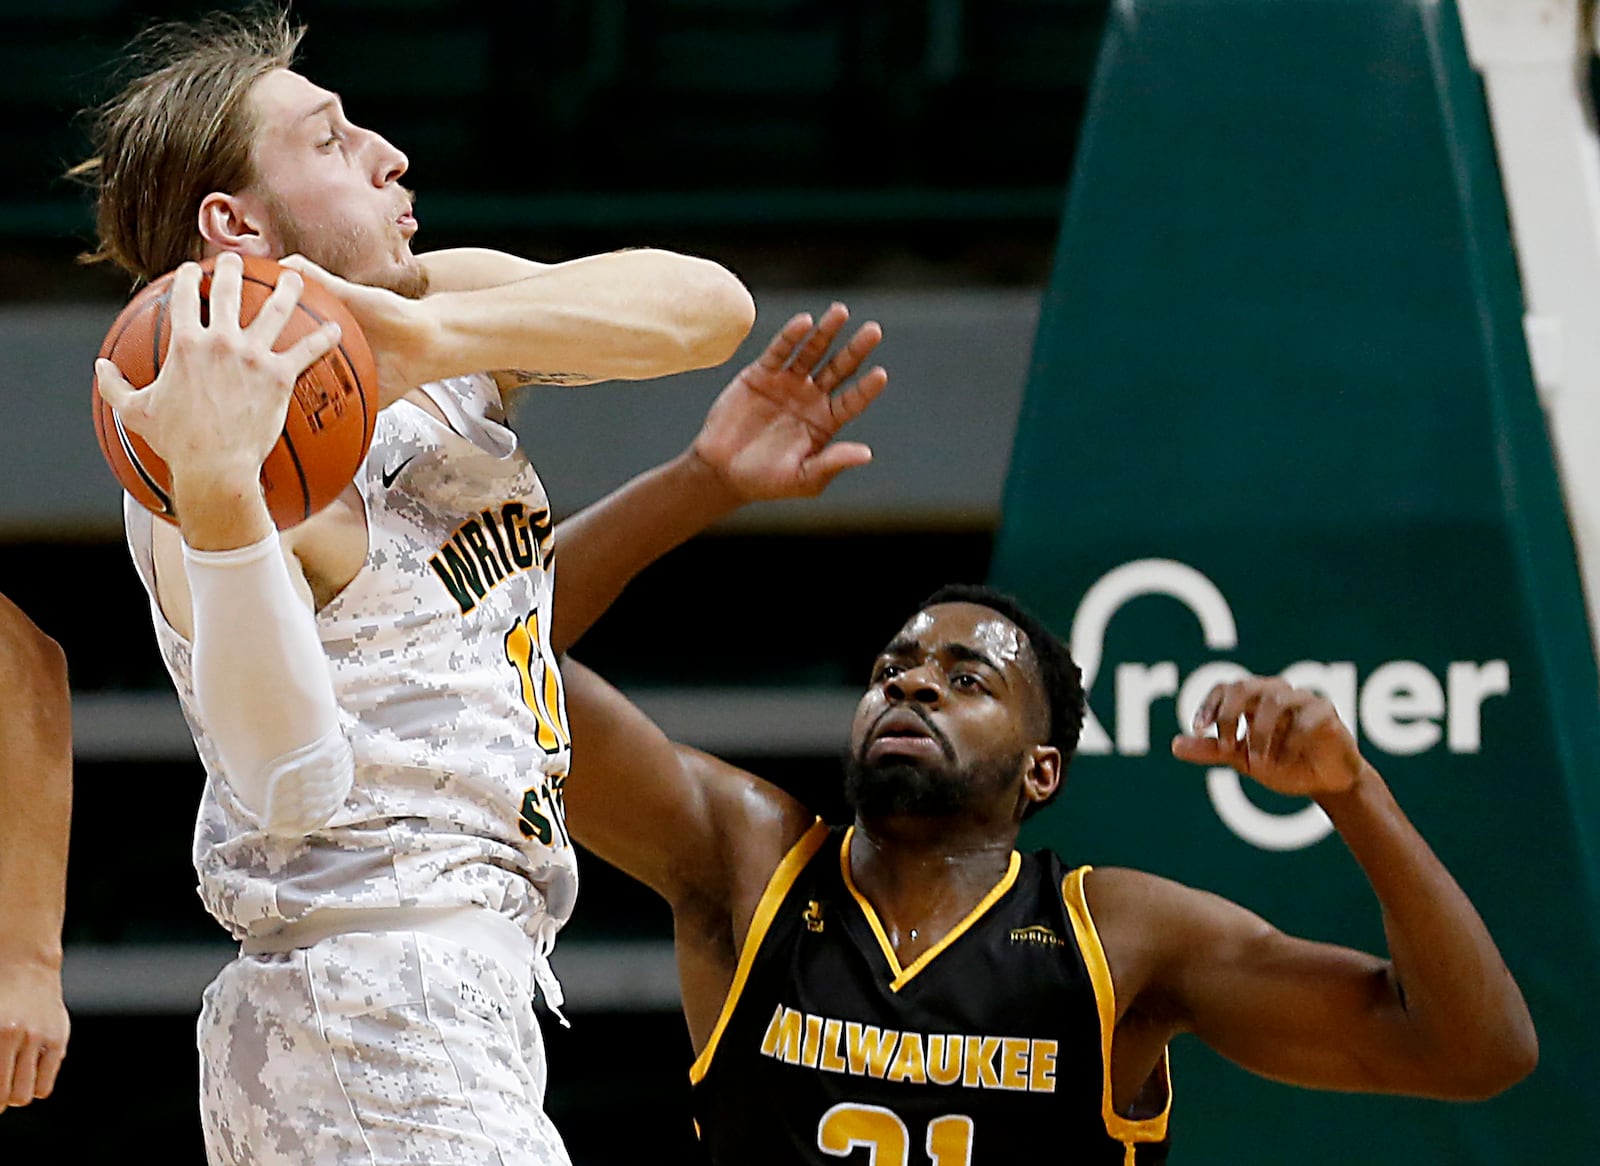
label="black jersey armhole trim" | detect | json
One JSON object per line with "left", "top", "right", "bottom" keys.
{"left": 689, "top": 818, "right": 830, "bottom": 1085}
{"left": 1062, "top": 866, "right": 1173, "bottom": 1156}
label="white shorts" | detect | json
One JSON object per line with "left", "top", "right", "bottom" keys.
{"left": 198, "top": 927, "right": 573, "bottom": 1166}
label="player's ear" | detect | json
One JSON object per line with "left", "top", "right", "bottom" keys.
{"left": 1021, "top": 744, "right": 1062, "bottom": 809}
{"left": 197, "top": 191, "right": 274, "bottom": 257}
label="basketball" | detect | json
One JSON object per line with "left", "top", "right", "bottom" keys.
{"left": 92, "top": 254, "right": 379, "bottom": 529}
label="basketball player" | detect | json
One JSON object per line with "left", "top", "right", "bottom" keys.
{"left": 0, "top": 594, "right": 70, "bottom": 1116}
{"left": 82, "top": 9, "right": 885, "bottom": 1165}
{"left": 559, "top": 586, "right": 1538, "bottom": 1163}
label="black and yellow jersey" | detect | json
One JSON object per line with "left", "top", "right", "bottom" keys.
{"left": 690, "top": 821, "right": 1171, "bottom": 1165}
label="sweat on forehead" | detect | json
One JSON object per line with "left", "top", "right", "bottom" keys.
{"left": 900, "top": 604, "right": 1033, "bottom": 669}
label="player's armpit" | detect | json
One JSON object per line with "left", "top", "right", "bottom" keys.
{"left": 1087, "top": 867, "right": 1528, "bottom": 1101}
{"left": 561, "top": 657, "right": 812, "bottom": 912}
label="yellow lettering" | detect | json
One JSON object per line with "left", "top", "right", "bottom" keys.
{"left": 802, "top": 1013, "right": 824, "bottom": 1068}
{"left": 1028, "top": 1039, "right": 1058, "bottom": 1093}
{"left": 1000, "top": 1037, "right": 1030, "bottom": 1091}
{"left": 775, "top": 1007, "right": 803, "bottom": 1064}
{"left": 926, "top": 1034, "right": 963, "bottom": 1086}
{"left": 819, "top": 1018, "right": 847, "bottom": 1073}
{"left": 759, "top": 1005, "right": 788, "bottom": 1058}
{"left": 846, "top": 1022, "right": 899, "bottom": 1079}
{"left": 962, "top": 1036, "right": 1002, "bottom": 1088}
{"left": 885, "top": 1032, "right": 927, "bottom": 1084}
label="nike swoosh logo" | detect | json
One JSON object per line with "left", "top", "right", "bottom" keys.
{"left": 381, "top": 454, "right": 417, "bottom": 488}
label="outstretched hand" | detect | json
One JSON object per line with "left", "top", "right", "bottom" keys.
{"left": 691, "top": 303, "right": 887, "bottom": 501}
{"left": 1171, "top": 676, "right": 1369, "bottom": 798}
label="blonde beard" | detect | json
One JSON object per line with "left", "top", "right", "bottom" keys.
{"left": 263, "top": 196, "right": 428, "bottom": 299}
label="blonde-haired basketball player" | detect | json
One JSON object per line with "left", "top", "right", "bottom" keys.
{"left": 82, "top": 8, "right": 886, "bottom": 1164}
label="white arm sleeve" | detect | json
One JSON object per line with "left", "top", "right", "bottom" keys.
{"left": 184, "top": 531, "right": 354, "bottom": 837}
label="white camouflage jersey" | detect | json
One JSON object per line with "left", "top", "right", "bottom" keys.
{"left": 126, "top": 374, "right": 579, "bottom": 956}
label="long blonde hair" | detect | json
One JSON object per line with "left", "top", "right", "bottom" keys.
{"left": 69, "top": 6, "right": 304, "bottom": 283}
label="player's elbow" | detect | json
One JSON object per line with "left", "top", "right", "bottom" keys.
{"left": 670, "top": 256, "right": 756, "bottom": 371}
{"left": 250, "top": 729, "right": 356, "bottom": 838}
{"left": 1455, "top": 1027, "right": 1539, "bottom": 1099}
{"left": 1421, "top": 1023, "right": 1539, "bottom": 1100}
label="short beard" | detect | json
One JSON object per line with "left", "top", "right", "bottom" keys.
{"left": 263, "top": 195, "right": 429, "bottom": 300}
{"left": 843, "top": 748, "right": 1026, "bottom": 821}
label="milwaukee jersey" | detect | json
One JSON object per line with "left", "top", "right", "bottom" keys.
{"left": 690, "top": 823, "right": 1171, "bottom": 1165}
{"left": 125, "top": 374, "right": 579, "bottom": 956}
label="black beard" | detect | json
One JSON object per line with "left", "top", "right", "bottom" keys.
{"left": 843, "top": 748, "right": 1026, "bottom": 820}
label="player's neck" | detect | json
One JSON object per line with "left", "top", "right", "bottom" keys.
{"left": 848, "top": 819, "right": 1016, "bottom": 954}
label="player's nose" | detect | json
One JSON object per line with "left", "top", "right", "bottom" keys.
{"left": 373, "top": 135, "right": 408, "bottom": 187}
{"left": 884, "top": 664, "right": 942, "bottom": 707}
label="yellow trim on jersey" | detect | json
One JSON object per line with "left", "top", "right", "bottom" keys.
{"left": 689, "top": 819, "right": 831, "bottom": 1086}
{"left": 1062, "top": 866, "right": 1172, "bottom": 1159}
{"left": 839, "top": 826, "right": 1023, "bottom": 992}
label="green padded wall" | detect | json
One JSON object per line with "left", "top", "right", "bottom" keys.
{"left": 994, "top": 1, "right": 1600, "bottom": 1161}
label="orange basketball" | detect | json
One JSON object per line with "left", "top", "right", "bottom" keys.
{"left": 93, "top": 254, "right": 379, "bottom": 530}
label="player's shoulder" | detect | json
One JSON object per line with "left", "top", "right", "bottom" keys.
{"left": 1076, "top": 865, "right": 1233, "bottom": 931}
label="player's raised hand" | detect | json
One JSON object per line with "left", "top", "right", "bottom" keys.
{"left": 691, "top": 303, "right": 887, "bottom": 501}
{"left": 1171, "top": 676, "right": 1369, "bottom": 798}
{"left": 0, "top": 961, "right": 68, "bottom": 1114}
{"left": 94, "top": 253, "right": 340, "bottom": 486}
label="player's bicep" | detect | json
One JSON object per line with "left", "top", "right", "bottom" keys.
{"left": 562, "top": 657, "right": 747, "bottom": 904}
{"left": 1139, "top": 879, "right": 1428, "bottom": 1093}
{"left": 1177, "top": 915, "right": 1414, "bottom": 1091}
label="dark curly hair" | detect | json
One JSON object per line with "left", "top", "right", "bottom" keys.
{"left": 918, "top": 584, "right": 1086, "bottom": 817}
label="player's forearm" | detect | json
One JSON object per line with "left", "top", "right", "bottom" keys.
{"left": 0, "top": 614, "right": 70, "bottom": 968}
{"left": 171, "top": 466, "right": 276, "bottom": 552}
{"left": 551, "top": 449, "right": 743, "bottom": 654}
{"left": 186, "top": 534, "right": 353, "bottom": 836}
{"left": 1320, "top": 766, "right": 1537, "bottom": 1095}
{"left": 403, "top": 250, "right": 754, "bottom": 387}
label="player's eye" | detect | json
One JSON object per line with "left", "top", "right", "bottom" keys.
{"left": 874, "top": 663, "right": 903, "bottom": 683}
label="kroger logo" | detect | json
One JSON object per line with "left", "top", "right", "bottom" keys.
{"left": 1069, "top": 560, "right": 1510, "bottom": 852}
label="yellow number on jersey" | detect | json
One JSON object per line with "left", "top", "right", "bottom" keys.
{"left": 817, "top": 1103, "right": 974, "bottom": 1166}
{"left": 504, "top": 609, "right": 571, "bottom": 754}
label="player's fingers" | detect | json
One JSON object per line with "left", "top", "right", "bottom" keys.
{"left": 166, "top": 262, "right": 205, "bottom": 338}
{"left": 828, "top": 367, "right": 888, "bottom": 427}
{"left": 814, "top": 321, "right": 884, "bottom": 395}
{"left": 1214, "top": 685, "right": 1261, "bottom": 756}
{"left": 34, "top": 1040, "right": 64, "bottom": 1100}
{"left": 802, "top": 442, "right": 874, "bottom": 493}
{"left": 784, "top": 303, "right": 849, "bottom": 375}
{"left": 278, "top": 252, "right": 336, "bottom": 288}
{"left": 7, "top": 1043, "right": 38, "bottom": 1108}
{"left": 277, "top": 320, "right": 343, "bottom": 377}
{"left": 94, "top": 359, "right": 140, "bottom": 414}
{"left": 247, "top": 267, "right": 307, "bottom": 348}
{"left": 209, "top": 251, "right": 245, "bottom": 331}
{"left": 1262, "top": 691, "right": 1317, "bottom": 764}
{"left": 1191, "top": 683, "right": 1226, "bottom": 733}
{"left": 756, "top": 313, "right": 816, "bottom": 372}
{"left": 1246, "top": 693, "right": 1287, "bottom": 771}
{"left": 1170, "top": 734, "right": 1230, "bottom": 767}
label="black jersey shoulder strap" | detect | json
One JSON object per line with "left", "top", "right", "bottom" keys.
{"left": 689, "top": 818, "right": 832, "bottom": 1084}
{"left": 1062, "top": 865, "right": 1173, "bottom": 1160}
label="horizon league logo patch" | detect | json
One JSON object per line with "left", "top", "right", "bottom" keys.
{"left": 1069, "top": 560, "right": 1510, "bottom": 852}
